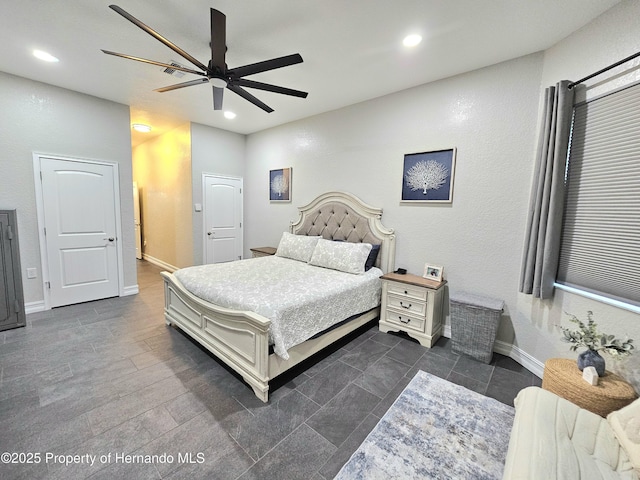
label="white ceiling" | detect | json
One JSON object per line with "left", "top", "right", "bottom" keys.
{"left": 0, "top": 0, "right": 620, "bottom": 145}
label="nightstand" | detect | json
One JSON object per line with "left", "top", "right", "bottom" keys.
{"left": 378, "top": 272, "right": 446, "bottom": 347}
{"left": 250, "top": 246, "right": 277, "bottom": 258}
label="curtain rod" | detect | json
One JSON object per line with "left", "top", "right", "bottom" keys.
{"left": 568, "top": 50, "right": 640, "bottom": 89}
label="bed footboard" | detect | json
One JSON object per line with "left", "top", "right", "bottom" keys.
{"left": 161, "top": 271, "right": 272, "bottom": 402}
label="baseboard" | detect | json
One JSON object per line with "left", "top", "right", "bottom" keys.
{"left": 494, "top": 339, "right": 544, "bottom": 378}
{"left": 25, "top": 300, "right": 45, "bottom": 314}
{"left": 142, "top": 254, "right": 178, "bottom": 272}
{"left": 25, "top": 287, "right": 139, "bottom": 313}
{"left": 442, "top": 325, "right": 544, "bottom": 379}
{"left": 122, "top": 284, "right": 139, "bottom": 296}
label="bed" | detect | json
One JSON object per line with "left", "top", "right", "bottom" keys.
{"left": 161, "top": 191, "right": 396, "bottom": 402}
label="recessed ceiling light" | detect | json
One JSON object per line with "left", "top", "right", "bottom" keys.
{"left": 403, "top": 34, "right": 422, "bottom": 48}
{"left": 33, "top": 49, "right": 59, "bottom": 62}
{"left": 224, "top": 111, "right": 236, "bottom": 119}
{"left": 132, "top": 123, "right": 152, "bottom": 133}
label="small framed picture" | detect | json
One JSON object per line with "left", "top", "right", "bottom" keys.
{"left": 423, "top": 264, "right": 444, "bottom": 282}
{"left": 270, "top": 167, "right": 292, "bottom": 202}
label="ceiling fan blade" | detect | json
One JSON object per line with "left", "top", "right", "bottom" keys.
{"left": 213, "top": 86, "right": 224, "bottom": 110}
{"left": 228, "top": 53, "right": 303, "bottom": 78}
{"left": 228, "top": 85, "right": 274, "bottom": 113}
{"left": 234, "top": 78, "right": 308, "bottom": 98}
{"left": 154, "top": 78, "right": 209, "bottom": 93}
{"left": 101, "top": 50, "right": 206, "bottom": 76}
{"left": 210, "top": 9, "right": 226, "bottom": 71}
{"left": 108, "top": 4, "right": 208, "bottom": 72}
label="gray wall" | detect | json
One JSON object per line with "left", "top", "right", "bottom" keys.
{"left": 0, "top": 72, "right": 136, "bottom": 307}
{"left": 244, "top": 0, "right": 640, "bottom": 384}
{"left": 245, "top": 53, "right": 543, "bottom": 349}
{"left": 190, "top": 122, "right": 246, "bottom": 265}
{"left": 516, "top": 0, "right": 640, "bottom": 385}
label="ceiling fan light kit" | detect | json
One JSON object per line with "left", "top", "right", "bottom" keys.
{"left": 102, "top": 4, "right": 308, "bottom": 113}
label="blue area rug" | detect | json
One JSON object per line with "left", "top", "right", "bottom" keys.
{"left": 335, "top": 371, "right": 515, "bottom": 480}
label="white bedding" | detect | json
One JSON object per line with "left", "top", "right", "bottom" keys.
{"left": 173, "top": 256, "right": 383, "bottom": 359}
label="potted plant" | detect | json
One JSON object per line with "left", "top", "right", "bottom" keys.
{"left": 559, "top": 311, "right": 634, "bottom": 376}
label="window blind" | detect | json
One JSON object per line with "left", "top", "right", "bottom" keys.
{"left": 557, "top": 81, "right": 640, "bottom": 307}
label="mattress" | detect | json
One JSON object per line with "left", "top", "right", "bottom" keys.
{"left": 173, "top": 256, "right": 383, "bottom": 359}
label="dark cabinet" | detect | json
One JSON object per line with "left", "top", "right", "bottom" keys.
{"left": 0, "top": 210, "right": 26, "bottom": 331}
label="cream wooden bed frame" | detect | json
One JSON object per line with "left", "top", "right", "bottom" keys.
{"left": 161, "top": 191, "right": 395, "bottom": 402}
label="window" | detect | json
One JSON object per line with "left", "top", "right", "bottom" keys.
{"left": 556, "top": 82, "right": 640, "bottom": 308}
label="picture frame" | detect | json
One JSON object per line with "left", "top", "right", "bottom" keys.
{"left": 423, "top": 264, "right": 444, "bottom": 282}
{"left": 269, "top": 167, "right": 292, "bottom": 202}
{"left": 401, "top": 148, "right": 456, "bottom": 203}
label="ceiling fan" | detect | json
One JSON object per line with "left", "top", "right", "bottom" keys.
{"left": 102, "top": 4, "right": 308, "bottom": 113}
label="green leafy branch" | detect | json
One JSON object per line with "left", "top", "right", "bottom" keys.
{"left": 559, "top": 311, "right": 634, "bottom": 358}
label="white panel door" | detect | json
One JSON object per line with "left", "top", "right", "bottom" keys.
{"left": 203, "top": 175, "right": 243, "bottom": 264}
{"left": 40, "top": 157, "right": 120, "bottom": 307}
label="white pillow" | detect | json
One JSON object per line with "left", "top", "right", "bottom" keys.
{"left": 275, "top": 232, "right": 321, "bottom": 262}
{"left": 309, "top": 239, "right": 372, "bottom": 274}
{"left": 608, "top": 397, "right": 640, "bottom": 473}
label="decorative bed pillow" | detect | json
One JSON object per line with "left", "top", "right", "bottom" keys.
{"left": 365, "top": 244, "right": 380, "bottom": 271}
{"left": 607, "top": 397, "right": 640, "bottom": 472}
{"left": 309, "top": 238, "right": 373, "bottom": 274}
{"left": 275, "top": 232, "right": 321, "bottom": 262}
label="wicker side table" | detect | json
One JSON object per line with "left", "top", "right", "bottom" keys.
{"left": 542, "top": 358, "right": 637, "bottom": 417}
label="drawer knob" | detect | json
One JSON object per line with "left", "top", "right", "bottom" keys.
{"left": 400, "top": 301, "right": 412, "bottom": 309}
{"left": 404, "top": 290, "right": 408, "bottom": 294}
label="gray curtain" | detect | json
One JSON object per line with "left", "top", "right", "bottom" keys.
{"left": 519, "top": 80, "right": 574, "bottom": 299}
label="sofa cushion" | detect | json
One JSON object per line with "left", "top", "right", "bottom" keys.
{"left": 608, "top": 397, "right": 640, "bottom": 473}
{"left": 503, "top": 386, "right": 638, "bottom": 480}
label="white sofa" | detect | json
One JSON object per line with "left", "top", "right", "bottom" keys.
{"left": 503, "top": 386, "right": 640, "bottom": 480}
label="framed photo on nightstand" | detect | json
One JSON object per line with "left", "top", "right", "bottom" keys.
{"left": 423, "top": 264, "right": 443, "bottom": 282}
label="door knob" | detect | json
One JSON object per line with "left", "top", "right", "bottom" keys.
{"left": 103, "top": 237, "right": 115, "bottom": 242}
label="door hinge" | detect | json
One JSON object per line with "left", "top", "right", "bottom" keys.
{"left": 45, "top": 281, "right": 50, "bottom": 289}
{"left": 6, "top": 225, "right": 13, "bottom": 240}
{"left": 239, "top": 188, "right": 242, "bottom": 194}
{"left": 14, "top": 299, "right": 20, "bottom": 313}
{"left": 43, "top": 227, "right": 46, "bottom": 236}
{"left": 239, "top": 222, "right": 242, "bottom": 228}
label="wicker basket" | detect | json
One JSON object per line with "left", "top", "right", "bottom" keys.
{"left": 450, "top": 291, "right": 504, "bottom": 364}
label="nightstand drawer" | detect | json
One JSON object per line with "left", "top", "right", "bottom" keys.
{"left": 385, "top": 309, "right": 425, "bottom": 332}
{"left": 386, "top": 282, "right": 427, "bottom": 301}
{"left": 386, "top": 294, "right": 427, "bottom": 316}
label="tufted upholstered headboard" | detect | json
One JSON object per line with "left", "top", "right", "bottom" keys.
{"left": 290, "top": 191, "right": 396, "bottom": 273}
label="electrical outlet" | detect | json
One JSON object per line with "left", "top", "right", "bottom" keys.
{"left": 26, "top": 268, "right": 37, "bottom": 279}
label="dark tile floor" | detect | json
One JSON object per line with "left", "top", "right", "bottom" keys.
{"left": 0, "top": 260, "right": 540, "bottom": 480}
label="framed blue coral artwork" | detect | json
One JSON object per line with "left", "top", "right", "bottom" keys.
{"left": 401, "top": 148, "right": 456, "bottom": 203}
{"left": 270, "top": 167, "right": 292, "bottom": 202}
